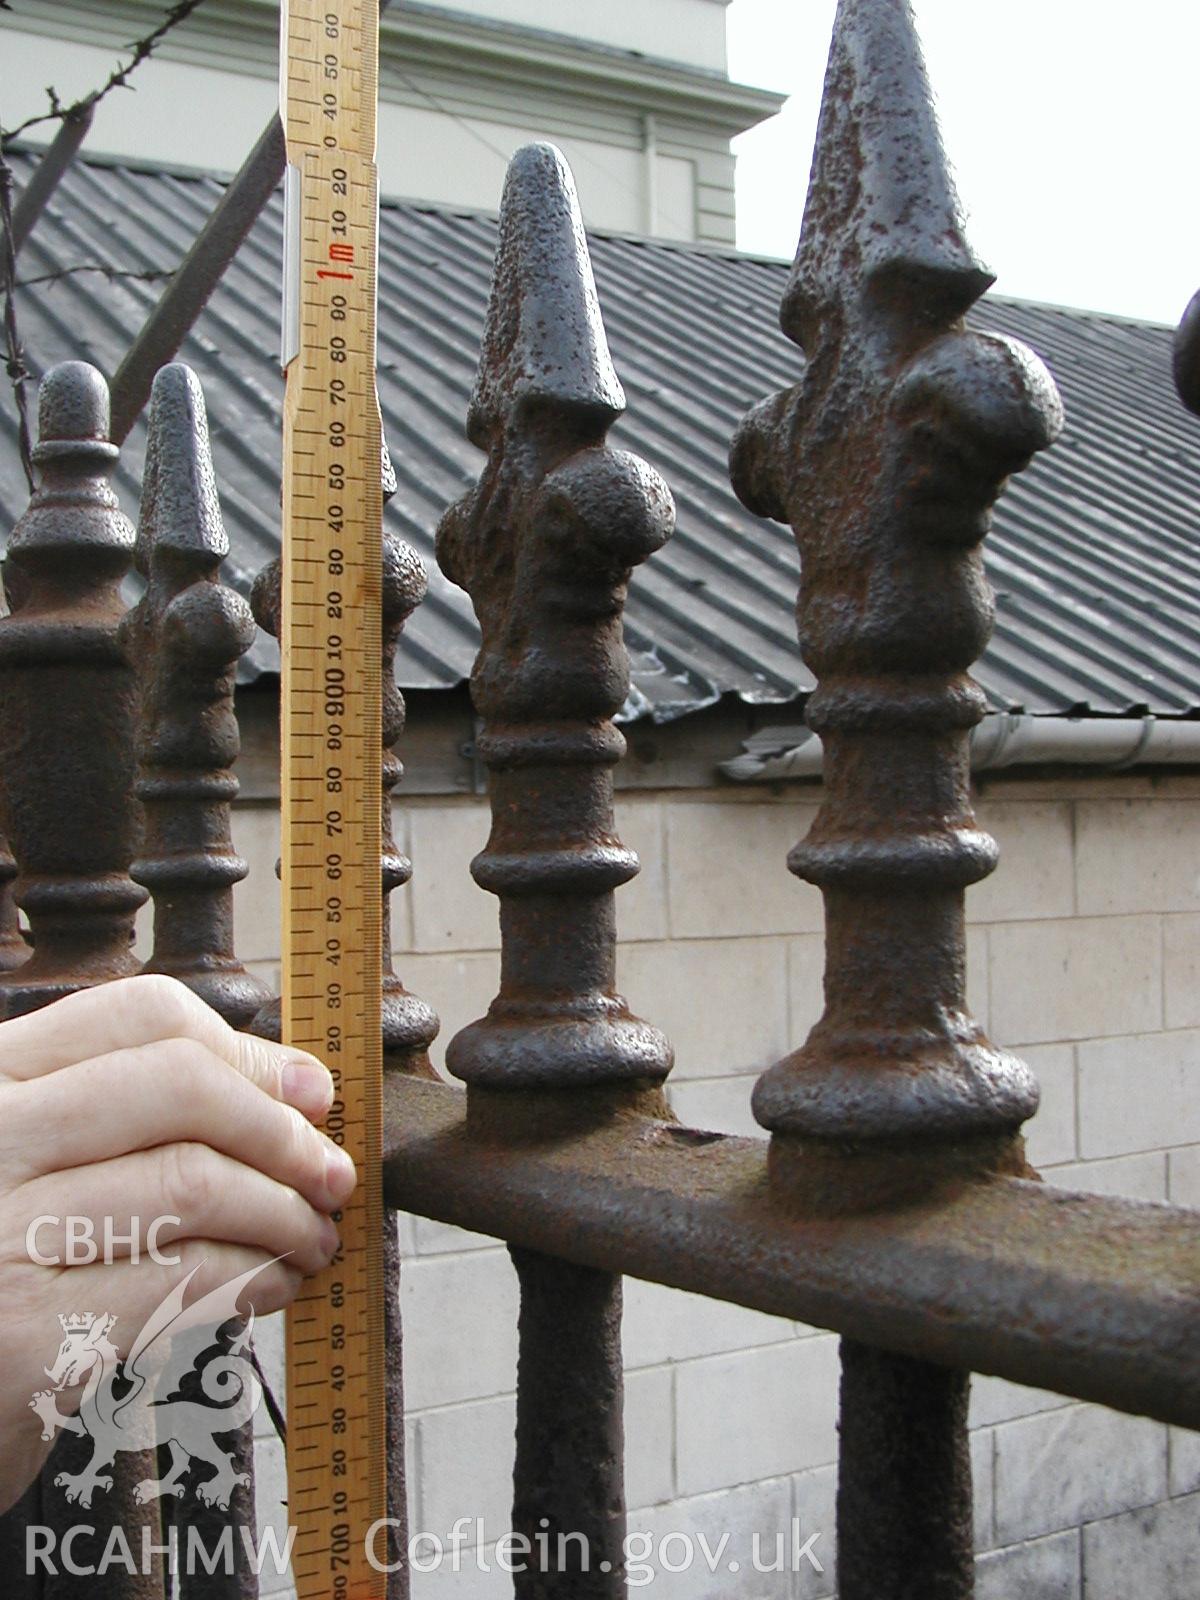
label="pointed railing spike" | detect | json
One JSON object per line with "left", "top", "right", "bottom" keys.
{"left": 438, "top": 141, "right": 674, "bottom": 1099}
{"left": 468, "top": 142, "right": 624, "bottom": 446}
{"left": 732, "top": 0, "right": 1064, "bottom": 1183}
{"left": 784, "top": 0, "right": 992, "bottom": 349}
{"left": 732, "top": 9, "right": 1067, "bottom": 1598}
{"left": 121, "top": 363, "right": 270, "bottom": 1030}
{"left": 118, "top": 362, "right": 267, "bottom": 1599}
{"left": 437, "top": 141, "right": 675, "bottom": 1600}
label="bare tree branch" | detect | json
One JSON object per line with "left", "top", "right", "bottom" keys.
{"left": 2, "top": 0, "right": 210, "bottom": 148}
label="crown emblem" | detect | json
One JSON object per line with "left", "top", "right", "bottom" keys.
{"left": 58, "top": 1313, "right": 98, "bottom": 1335}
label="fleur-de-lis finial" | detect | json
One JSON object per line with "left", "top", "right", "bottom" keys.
{"left": 731, "top": 0, "right": 1064, "bottom": 1181}
{"left": 437, "top": 142, "right": 674, "bottom": 1098}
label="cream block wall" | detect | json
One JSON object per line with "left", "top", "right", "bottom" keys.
{"left": 231, "top": 776, "right": 1200, "bottom": 1598}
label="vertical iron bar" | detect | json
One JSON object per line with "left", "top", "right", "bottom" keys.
{"left": 0, "top": 362, "right": 161, "bottom": 1596}
{"left": 730, "top": 0, "right": 1065, "bottom": 1591}
{"left": 510, "top": 1250, "right": 625, "bottom": 1600}
{"left": 121, "top": 363, "right": 272, "bottom": 1600}
{"left": 837, "top": 1340, "right": 973, "bottom": 1600}
{"left": 436, "top": 142, "right": 675, "bottom": 1595}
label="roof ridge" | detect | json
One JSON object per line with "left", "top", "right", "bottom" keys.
{"left": 6, "top": 142, "right": 1184, "bottom": 330}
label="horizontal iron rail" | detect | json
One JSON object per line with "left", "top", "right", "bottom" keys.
{"left": 384, "top": 1075, "right": 1200, "bottom": 1432}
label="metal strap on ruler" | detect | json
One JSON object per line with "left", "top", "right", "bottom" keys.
{"left": 280, "top": 2, "right": 385, "bottom": 1595}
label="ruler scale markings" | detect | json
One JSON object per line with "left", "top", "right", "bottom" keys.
{"left": 281, "top": 2, "right": 386, "bottom": 1598}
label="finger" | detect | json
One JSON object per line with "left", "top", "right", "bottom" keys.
{"left": 7, "top": 1040, "right": 357, "bottom": 1212}
{"left": 12, "top": 1147, "right": 342, "bottom": 1278}
{"left": 0, "top": 976, "right": 333, "bottom": 1118}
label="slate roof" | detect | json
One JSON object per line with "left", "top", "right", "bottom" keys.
{"left": 4, "top": 148, "right": 1200, "bottom": 719}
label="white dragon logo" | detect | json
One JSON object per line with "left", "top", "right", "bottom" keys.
{"left": 28, "top": 1260, "right": 272, "bottom": 1511}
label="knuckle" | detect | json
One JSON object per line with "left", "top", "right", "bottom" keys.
{"left": 153, "top": 1035, "right": 214, "bottom": 1078}
{"left": 162, "top": 1141, "right": 219, "bottom": 1222}
{"left": 124, "top": 974, "right": 200, "bottom": 1037}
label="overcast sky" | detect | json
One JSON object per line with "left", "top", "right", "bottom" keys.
{"left": 726, "top": 0, "right": 1200, "bottom": 326}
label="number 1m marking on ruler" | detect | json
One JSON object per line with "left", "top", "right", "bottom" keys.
{"left": 280, "top": 3, "right": 385, "bottom": 1597}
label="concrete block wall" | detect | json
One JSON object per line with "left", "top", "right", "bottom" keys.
{"left": 233, "top": 774, "right": 1200, "bottom": 1597}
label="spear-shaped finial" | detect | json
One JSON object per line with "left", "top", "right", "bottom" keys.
{"left": 122, "top": 364, "right": 269, "bottom": 1029}
{"left": 731, "top": 0, "right": 1063, "bottom": 1182}
{"left": 783, "top": 0, "right": 992, "bottom": 351}
{"left": 467, "top": 142, "right": 624, "bottom": 446}
{"left": 438, "top": 142, "right": 674, "bottom": 1097}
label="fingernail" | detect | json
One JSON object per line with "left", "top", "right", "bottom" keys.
{"left": 325, "top": 1143, "right": 357, "bottom": 1203}
{"left": 319, "top": 1216, "right": 340, "bottom": 1262}
{"left": 282, "top": 1057, "right": 333, "bottom": 1115}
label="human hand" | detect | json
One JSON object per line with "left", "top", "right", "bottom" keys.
{"left": 0, "top": 975, "right": 355, "bottom": 1513}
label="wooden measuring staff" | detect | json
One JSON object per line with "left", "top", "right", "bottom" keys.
{"left": 280, "top": 2, "right": 386, "bottom": 1596}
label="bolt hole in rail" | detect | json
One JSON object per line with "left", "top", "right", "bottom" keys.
{"left": 280, "top": 2, "right": 385, "bottom": 1596}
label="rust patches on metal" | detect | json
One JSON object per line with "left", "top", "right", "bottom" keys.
{"left": 510, "top": 1248, "right": 626, "bottom": 1598}
{"left": 383, "top": 1074, "right": 1200, "bottom": 1433}
{"left": 0, "top": 830, "right": 30, "bottom": 973}
{"left": 0, "top": 361, "right": 165, "bottom": 1592}
{"left": 121, "top": 363, "right": 270, "bottom": 1029}
{"left": 730, "top": 0, "right": 1064, "bottom": 1169}
{"left": 433, "top": 142, "right": 681, "bottom": 1595}
{"left": 0, "top": 362, "right": 148, "bottom": 1015}
{"left": 837, "top": 1339, "right": 973, "bottom": 1600}
{"left": 436, "top": 142, "right": 675, "bottom": 1098}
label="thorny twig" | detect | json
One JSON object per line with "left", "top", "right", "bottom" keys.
{"left": 2, "top": 0, "right": 211, "bottom": 148}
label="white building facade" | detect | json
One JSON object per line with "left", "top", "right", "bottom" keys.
{"left": 1, "top": 0, "right": 781, "bottom": 244}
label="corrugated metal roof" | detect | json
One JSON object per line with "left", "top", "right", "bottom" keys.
{"left": 4, "top": 149, "right": 1200, "bottom": 717}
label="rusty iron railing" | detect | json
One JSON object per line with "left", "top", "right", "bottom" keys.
{"left": 0, "top": 0, "right": 1197, "bottom": 1597}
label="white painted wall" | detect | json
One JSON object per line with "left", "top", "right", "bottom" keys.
{"left": 420, "top": 0, "right": 733, "bottom": 74}
{"left": 220, "top": 773, "right": 1200, "bottom": 1598}
{"left": 0, "top": 31, "right": 688, "bottom": 237}
{"left": 1, "top": 32, "right": 280, "bottom": 177}
{"left": 0, "top": 0, "right": 759, "bottom": 242}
